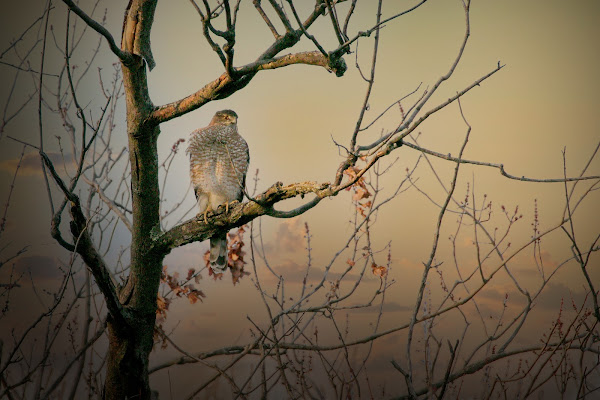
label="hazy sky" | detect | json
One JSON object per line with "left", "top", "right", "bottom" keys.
{"left": 0, "top": 0, "right": 599, "bottom": 397}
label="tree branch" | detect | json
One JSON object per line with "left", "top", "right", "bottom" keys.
{"left": 393, "top": 342, "right": 599, "bottom": 399}
{"left": 267, "top": 0, "right": 293, "bottom": 32}
{"left": 149, "top": 334, "right": 598, "bottom": 376}
{"left": 189, "top": 0, "right": 226, "bottom": 65}
{"left": 286, "top": 0, "right": 328, "bottom": 56}
{"left": 83, "top": 176, "right": 133, "bottom": 231}
{"left": 333, "top": 0, "right": 429, "bottom": 55}
{"left": 39, "top": 151, "right": 129, "bottom": 327}
{"left": 153, "top": 181, "right": 334, "bottom": 252}
{"left": 403, "top": 141, "right": 600, "bottom": 183}
{"left": 40, "top": 321, "right": 107, "bottom": 400}
{"left": 149, "top": 6, "right": 352, "bottom": 126}
{"left": 149, "top": 49, "right": 345, "bottom": 125}
{"left": 61, "top": 0, "right": 135, "bottom": 65}
{"left": 253, "top": 0, "right": 280, "bottom": 39}
{"left": 236, "top": 51, "right": 340, "bottom": 75}
{"left": 121, "top": 0, "right": 157, "bottom": 70}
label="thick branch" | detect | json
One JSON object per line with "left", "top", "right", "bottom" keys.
{"left": 150, "top": 15, "right": 348, "bottom": 125}
{"left": 236, "top": 51, "right": 342, "bottom": 75}
{"left": 153, "top": 181, "right": 334, "bottom": 252}
{"left": 69, "top": 201, "right": 127, "bottom": 324}
{"left": 121, "top": 0, "right": 157, "bottom": 69}
{"left": 149, "top": 49, "right": 345, "bottom": 125}
{"left": 39, "top": 151, "right": 128, "bottom": 327}
{"left": 148, "top": 72, "right": 239, "bottom": 125}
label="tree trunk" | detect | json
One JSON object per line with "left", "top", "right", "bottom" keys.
{"left": 103, "top": 1, "right": 162, "bottom": 398}
{"left": 104, "top": 315, "right": 155, "bottom": 399}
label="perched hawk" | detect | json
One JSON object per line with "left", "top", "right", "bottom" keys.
{"left": 187, "top": 110, "right": 250, "bottom": 273}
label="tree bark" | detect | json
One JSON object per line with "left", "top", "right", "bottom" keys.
{"left": 102, "top": 1, "right": 162, "bottom": 398}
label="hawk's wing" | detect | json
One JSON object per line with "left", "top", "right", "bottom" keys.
{"left": 239, "top": 140, "right": 250, "bottom": 202}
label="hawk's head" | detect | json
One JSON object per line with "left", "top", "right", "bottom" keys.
{"left": 211, "top": 109, "right": 238, "bottom": 126}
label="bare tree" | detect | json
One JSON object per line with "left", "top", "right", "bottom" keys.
{"left": 0, "top": 0, "right": 598, "bottom": 399}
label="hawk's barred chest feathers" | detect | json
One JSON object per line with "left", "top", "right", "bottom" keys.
{"left": 187, "top": 110, "right": 250, "bottom": 273}
{"left": 187, "top": 109, "right": 249, "bottom": 214}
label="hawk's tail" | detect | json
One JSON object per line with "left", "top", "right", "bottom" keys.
{"left": 209, "top": 233, "right": 228, "bottom": 273}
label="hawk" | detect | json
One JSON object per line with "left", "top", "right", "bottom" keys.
{"left": 187, "top": 110, "right": 250, "bottom": 274}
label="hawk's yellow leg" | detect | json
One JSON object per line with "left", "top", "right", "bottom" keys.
{"left": 223, "top": 200, "right": 239, "bottom": 215}
{"left": 203, "top": 205, "right": 213, "bottom": 224}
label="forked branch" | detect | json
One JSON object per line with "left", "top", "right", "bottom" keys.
{"left": 39, "top": 151, "right": 128, "bottom": 327}
{"left": 61, "top": 0, "right": 135, "bottom": 65}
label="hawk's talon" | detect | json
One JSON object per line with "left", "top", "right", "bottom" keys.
{"left": 203, "top": 205, "right": 213, "bottom": 224}
{"left": 225, "top": 200, "right": 239, "bottom": 214}
{"left": 218, "top": 200, "right": 239, "bottom": 215}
